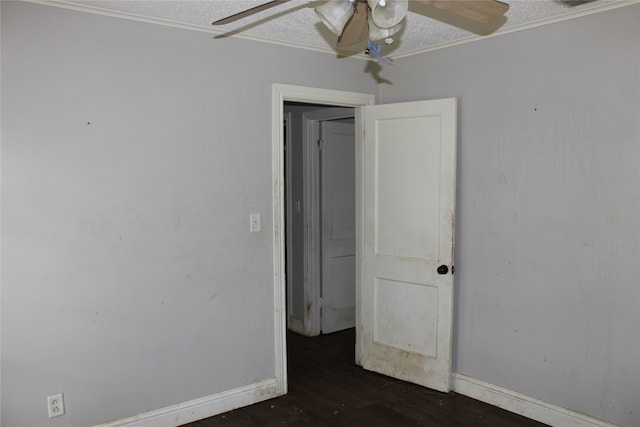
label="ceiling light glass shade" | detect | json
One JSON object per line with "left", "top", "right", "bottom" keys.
{"left": 367, "top": 0, "right": 408, "bottom": 29}
{"left": 368, "top": 16, "right": 403, "bottom": 41}
{"left": 315, "top": 0, "right": 356, "bottom": 36}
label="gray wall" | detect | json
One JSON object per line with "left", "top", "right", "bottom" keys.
{"left": 3, "top": 1, "right": 639, "bottom": 426}
{"left": 0, "top": 2, "right": 377, "bottom": 426}
{"left": 382, "top": 5, "right": 640, "bottom": 426}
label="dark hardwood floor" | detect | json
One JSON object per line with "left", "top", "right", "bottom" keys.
{"left": 183, "top": 329, "right": 547, "bottom": 426}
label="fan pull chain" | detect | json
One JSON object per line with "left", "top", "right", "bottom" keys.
{"left": 366, "top": 40, "right": 393, "bottom": 65}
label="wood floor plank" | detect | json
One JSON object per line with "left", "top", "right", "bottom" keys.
{"left": 181, "top": 329, "right": 548, "bottom": 426}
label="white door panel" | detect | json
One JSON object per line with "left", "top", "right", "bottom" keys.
{"left": 375, "top": 116, "right": 442, "bottom": 260}
{"left": 360, "top": 98, "right": 457, "bottom": 392}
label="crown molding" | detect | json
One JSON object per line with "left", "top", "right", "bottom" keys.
{"left": 23, "top": 0, "right": 364, "bottom": 57}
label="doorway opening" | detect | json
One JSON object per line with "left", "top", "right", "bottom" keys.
{"left": 284, "top": 102, "right": 356, "bottom": 337}
{"left": 283, "top": 101, "right": 357, "bottom": 400}
{"left": 271, "top": 84, "right": 375, "bottom": 394}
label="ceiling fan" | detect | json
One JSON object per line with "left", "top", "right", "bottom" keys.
{"left": 212, "top": 0, "right": 510, "bottom": 49}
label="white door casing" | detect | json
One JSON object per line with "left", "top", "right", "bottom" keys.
{"left": 359, "top": 98, "right": 457, "bottom": 392}
{"left": 272, "top": 84, "right": 375, "bottom": 395}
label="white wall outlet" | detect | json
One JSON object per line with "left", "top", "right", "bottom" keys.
{"left": 47, "top": 393, "right": 65, "bottom": 418}
{"left": 249, "top": 213, "right": 261, "bottom": 233}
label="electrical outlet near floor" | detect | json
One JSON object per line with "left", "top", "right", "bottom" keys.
{"left": 47, "top": 393, "right": 65, "bottom": 418}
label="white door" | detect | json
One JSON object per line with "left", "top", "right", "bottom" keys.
{"left": 359, "top": 98, "right": 457, "bottom": 392}
{"left": 294, "top": 107, "right": 355, "bottom": 337}
{"left": 321, "top": 120, "right": 356, "bottom": 334}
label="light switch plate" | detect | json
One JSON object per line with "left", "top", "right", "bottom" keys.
{"left": 250, "top": 213, "right": 261, "bottom": 232}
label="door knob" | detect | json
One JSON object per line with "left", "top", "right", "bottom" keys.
{"left": 437, "top": 265, "right": 449, "bottom": 275}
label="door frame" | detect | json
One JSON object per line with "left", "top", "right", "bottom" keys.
{"left": 272, "top": 84, "right": 375, "bottom": 394}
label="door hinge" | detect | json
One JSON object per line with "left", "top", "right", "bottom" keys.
{"left": 317, "top": 121, "right": 324, "bottom": 150}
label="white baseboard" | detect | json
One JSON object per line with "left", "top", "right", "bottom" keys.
{"left": 92, "top": 369, "right": 618, "bottom": 427}
{"left": 452, "top": 373, "right": 618, "bottom": 427}
{"left": 94, "top": 378, "right": 284, "bottom": 427}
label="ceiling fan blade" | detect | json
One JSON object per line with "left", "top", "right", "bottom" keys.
{"left": 337, "top": 1, "right": 369, "bottom": 48}
{"left": 212, "top": 0, "right": 292, "bottom": 25}
{"left": 417, "top": 0, "right": 509, "bottom": 24}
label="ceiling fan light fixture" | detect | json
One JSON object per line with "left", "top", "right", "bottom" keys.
{"left": 315, "top": 0, "right": 356, "bottom": 36}
{"left": 367, "top": 0, "right": 408, "bottom": 29}
{"left": 213, "top": 0, "right": 510, "bottom": 53}
{"left": 368, "top": 16, "right": 403, "bottom": 41}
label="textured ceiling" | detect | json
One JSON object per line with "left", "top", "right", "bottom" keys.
{"left": 51, "top": 0, "right": 633, "bottom": 57}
